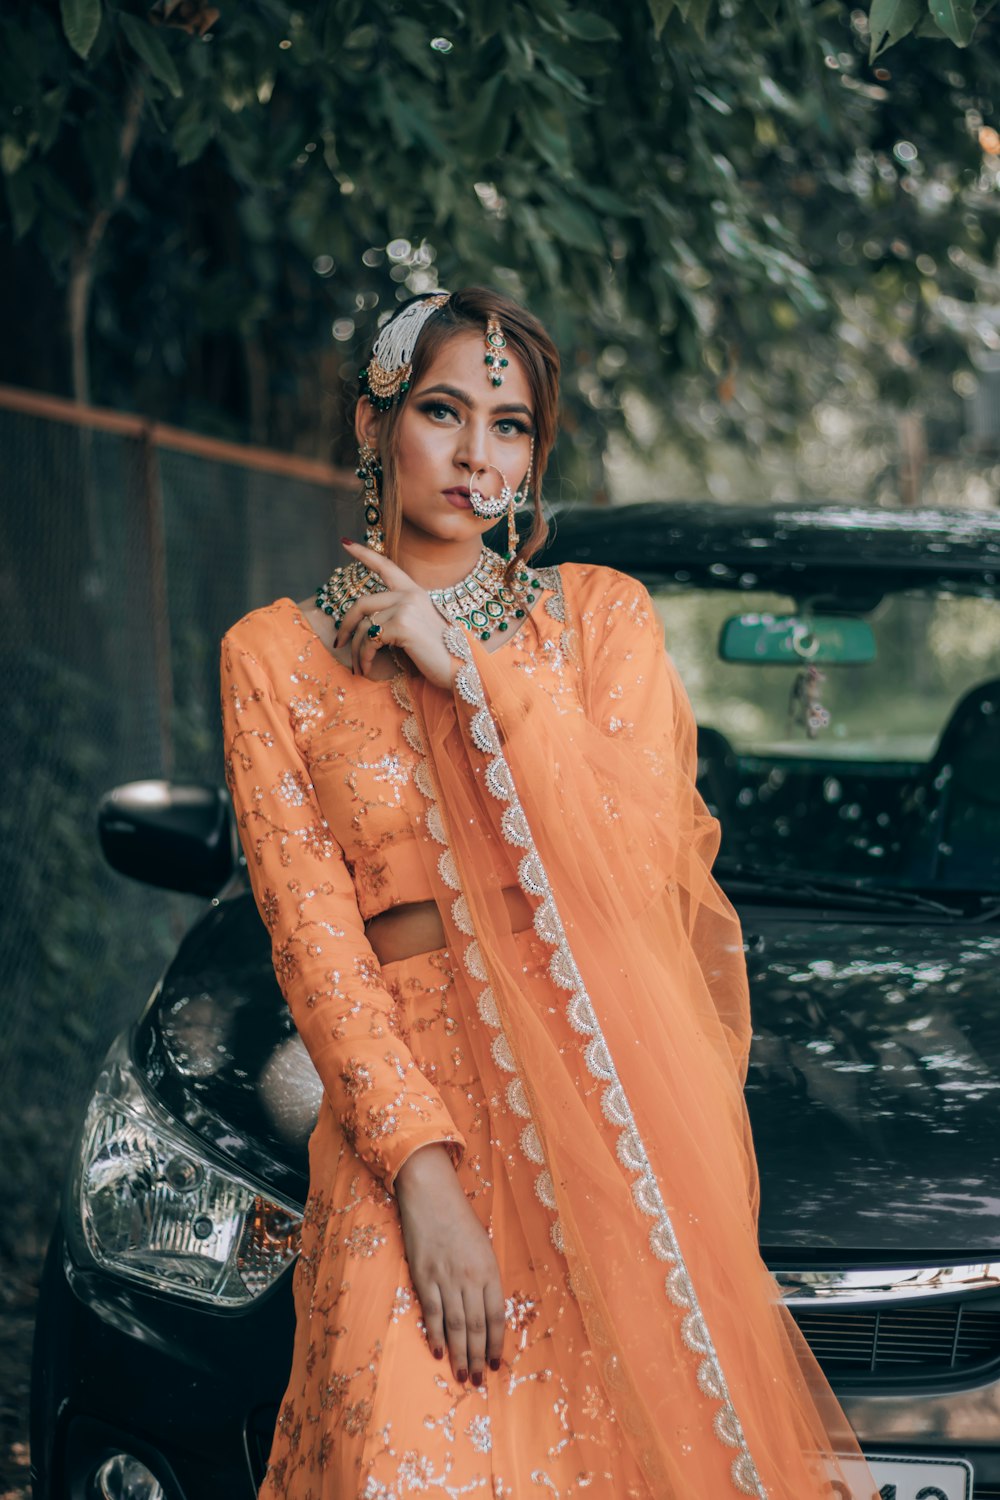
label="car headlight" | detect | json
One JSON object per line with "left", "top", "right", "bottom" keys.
{"left": 67, "top": 1032, "right": 303, "bottom": 1307}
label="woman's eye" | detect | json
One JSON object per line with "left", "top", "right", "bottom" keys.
{"left": 422, "top": 402, "right": 457, "bottom": 422}
{"left": 496, "top": 419, "right": 527, "bottom": 436}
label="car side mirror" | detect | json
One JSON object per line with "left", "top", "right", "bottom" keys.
{"left": 97, "top": 781, "right": 239, "bottom": 898}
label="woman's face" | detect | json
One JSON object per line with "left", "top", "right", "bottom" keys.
{"left": 370, "top": 328, "right": 536, "bottom": 547}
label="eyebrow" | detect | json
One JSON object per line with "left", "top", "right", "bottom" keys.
{"left": 415, "top": 383, "right": 535, "bottom": 420}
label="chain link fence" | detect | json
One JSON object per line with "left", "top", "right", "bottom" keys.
{"left": 0, "top": 381, "right": 355, "bottom": 1310}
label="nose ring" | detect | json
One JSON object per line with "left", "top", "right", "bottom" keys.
{"left": 469, "top": 465, "right": 514, "bottom": 520}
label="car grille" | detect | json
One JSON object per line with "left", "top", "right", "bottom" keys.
{"left": 791, "top": 1302, "right": 1000, "bottom": 1376}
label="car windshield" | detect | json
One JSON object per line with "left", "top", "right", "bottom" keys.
{"left": 650, "top": 575, "right": 1000, "bottom": 904}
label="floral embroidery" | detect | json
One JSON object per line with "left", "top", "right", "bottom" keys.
{"left": 344, "top": 1223, "right": 387, "bottom": 1258}
{"left": 341, "top": 1059, "right": 375, "bottom": 1097}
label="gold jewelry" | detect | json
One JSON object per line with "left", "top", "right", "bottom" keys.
{"left": 484, "top": 315, "right": 509, "bottom": 388}
{"left": 358, "top": 292, "right": 451, "bottom": 411}
{"left": 508, "top": 439, "right": 534, "bottom": 560}
{"left": 315, "top": 547, "right": 544, "bottom": 643}
{"left": 356, "top": 440, "right": 385, "bottom": 553}
{"left": 468, "top": 464, "right": 514, "bottom": 521}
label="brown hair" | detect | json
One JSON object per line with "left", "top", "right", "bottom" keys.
{"left": 360, "top": 286, "right": 561, "bottom": 572}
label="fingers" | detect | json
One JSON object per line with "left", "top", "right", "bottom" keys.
{"left": 418, "top": 1279, "right": 447, "bottom": 1366}
{"left": 484, "top": 1278, "right": 506, "bottom": 1372}
{"left": 334, "top": 590, "right": 404, "bottom": 648}
{"left": 356, "top": 620, "right": 387, "bottom": 678}
{"left": 441, "top": 1286, "right": 470, "bottom": 1384}
{"left": 463, "top": 1286, "right": 488, "bottom": 1387}
{"left": 350, "top": 614, "right": 370, "bottom": 678}
{"left": 342, "top": 538, "right": 414, "bottom": 592}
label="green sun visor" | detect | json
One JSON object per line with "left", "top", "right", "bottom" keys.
{"left": 718, "top": 613, "right": 877, "bottom": 665}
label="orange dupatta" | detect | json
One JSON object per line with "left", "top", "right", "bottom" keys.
{"left": 398, "top": 563, "right": 879, "bottom": 1500}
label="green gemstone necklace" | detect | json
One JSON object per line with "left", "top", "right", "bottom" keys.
{"left": 315, "top": 546, "right": 543, "bottom": 643}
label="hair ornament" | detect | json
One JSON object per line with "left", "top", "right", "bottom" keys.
{"left": 358, "top": 291, "right": 451, "bottom": 411}
{"left": 484, "top": 314, "right": 509, "bottom": 388}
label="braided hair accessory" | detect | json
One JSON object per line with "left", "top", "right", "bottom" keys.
{"left": 358, "top": 292, "right": 451, "bottom": 410}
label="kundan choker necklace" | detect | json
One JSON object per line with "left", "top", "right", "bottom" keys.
{"left": 315, "top": 546, "right": 544, "bottom": 642}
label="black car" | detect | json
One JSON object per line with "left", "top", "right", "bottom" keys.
{"left": 31, "top": 501, "right": 1000, "bottom": 1500}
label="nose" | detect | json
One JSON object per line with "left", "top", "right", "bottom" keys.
{"left": 453, "top": 416, "right": 492, "bottom": 478}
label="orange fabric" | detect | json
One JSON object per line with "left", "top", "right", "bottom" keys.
{"left": 220, "top": 568, "right": 880, "bottom": 1499}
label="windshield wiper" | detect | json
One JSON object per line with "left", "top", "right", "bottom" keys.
{"left": 713, "top": 859, "right": 966, "bottom": 918}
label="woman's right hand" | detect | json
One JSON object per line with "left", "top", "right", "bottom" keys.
{"left": 334, "top": 541, "right": 456, "bottom": 688}
{"left": 394, "top": 1143, "right": 506, "bottom": 1386}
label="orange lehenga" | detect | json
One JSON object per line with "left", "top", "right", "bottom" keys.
{"left": 220, "top": 562, "right": 880, "bottom": 1500}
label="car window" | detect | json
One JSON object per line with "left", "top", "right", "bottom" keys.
{"left": 650, "top": 584, "right": 1000, "bottom": 898}
{"left": 653, "top": 587, "right": 1000, "bottom": 761}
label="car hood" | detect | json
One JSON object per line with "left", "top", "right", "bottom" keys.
{"left": 136, "top": 892, "right": 1000, "bottom": 1256}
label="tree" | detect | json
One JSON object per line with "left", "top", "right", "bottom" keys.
{"left": 1, "top": 0, "right": 998, "bottom": 484}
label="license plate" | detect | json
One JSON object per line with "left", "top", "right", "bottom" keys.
{"left": 863, "top": 1452, "right": 973, "bottom": 1500}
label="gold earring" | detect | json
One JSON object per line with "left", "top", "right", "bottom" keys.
{"left": 507, "top": 440, "right": 534, "bottom": 560}
{"left": 356, "top": 440, "right": 384, "bottom": 553}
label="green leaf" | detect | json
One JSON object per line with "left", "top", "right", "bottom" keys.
{"left": 684, "top": 0, "right": 714, "bottom": 38}
{"left": 648, "top": 0, "right": 679, "bottom": 36}
{"left": 560, "top": 11, "right": 619, "bottom": 41}
{"left": 523, "top": 99, "right": 574, "bottom": 177}
{"left": 577, "top": 181, "right": 637, "bottom": 216}
{"left": 60, "top": 0, "right": 102, "bottom": 60}
{"left": 868, "top": 0, "right": 922, "bottom": 59}
{"left": 174, "top": 102, "right": 214, "bottom": 166}
{"left": 927, "top": 0, "right": 976, "bottom": 44}
{"left": 537, "top": 192, "right": 606, "bottom": 254}
{"left": 390, "top": 17, "right": 443, "bottom": 81}
{"left": 752, "top": 0, "right": 780, "bottom": 22}
{"left": 539, "top": 57, "right": 592, "bottom": 103}
{"left": 1, "top": 135, "right": 30, "bottom": 177}
{"left": 118, "top": 12, "right": 183, "bottom": 98}
{"left": 518, "top": 205, "right": 561, "bottom": 287}
{"left": 37, "top": 85, "right": 71, "bottom": 153}
{"left": 4, "top": 168, "right": 38, "bottom": 239}
{"left": 465, "top": 73, "right": 509, "bottom": 160}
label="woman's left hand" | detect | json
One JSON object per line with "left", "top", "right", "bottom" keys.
{"left": 334, "top": 540, "right": 455, "bottom": 688}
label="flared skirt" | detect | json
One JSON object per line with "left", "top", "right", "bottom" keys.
{"left": 257, "top": 927, "right": 649, "bottom": 1500}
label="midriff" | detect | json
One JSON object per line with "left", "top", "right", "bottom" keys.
{"left": 364, "top": 885, "right": 534, "bottom": 965}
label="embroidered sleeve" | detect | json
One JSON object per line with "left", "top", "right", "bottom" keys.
{"left": 220, "top": 625, "right": 466, "bottom": 1191}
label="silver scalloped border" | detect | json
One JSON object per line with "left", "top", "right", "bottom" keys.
{"left": 434, "top": 616, "right": 767, "bottom": 1500}
{"left": 390, "top": 672, "right": 562, "bottom": 1236}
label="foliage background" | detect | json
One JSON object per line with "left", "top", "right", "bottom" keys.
{"left": 3, "top": 0, "right": 1000, "bottom": 501}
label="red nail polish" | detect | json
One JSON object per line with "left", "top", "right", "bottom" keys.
{"left": 341, "top": 537, "right": 355, "bottom": 546}
{"left": 471, "top": 1371, "right": 483, "bottom": 1388}
{"left": 432, "top": 1346, "right": 444, "bottom": 1360}
{"left": 456, "top": 1368, "right": 468, "bottom": 1383}
{"left": 489, "top": 1358, "right": 501, "bottom": 1372}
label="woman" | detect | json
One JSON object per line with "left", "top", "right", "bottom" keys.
{"left": 220, "top": 287, "right": 879, "bottom": 1500}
